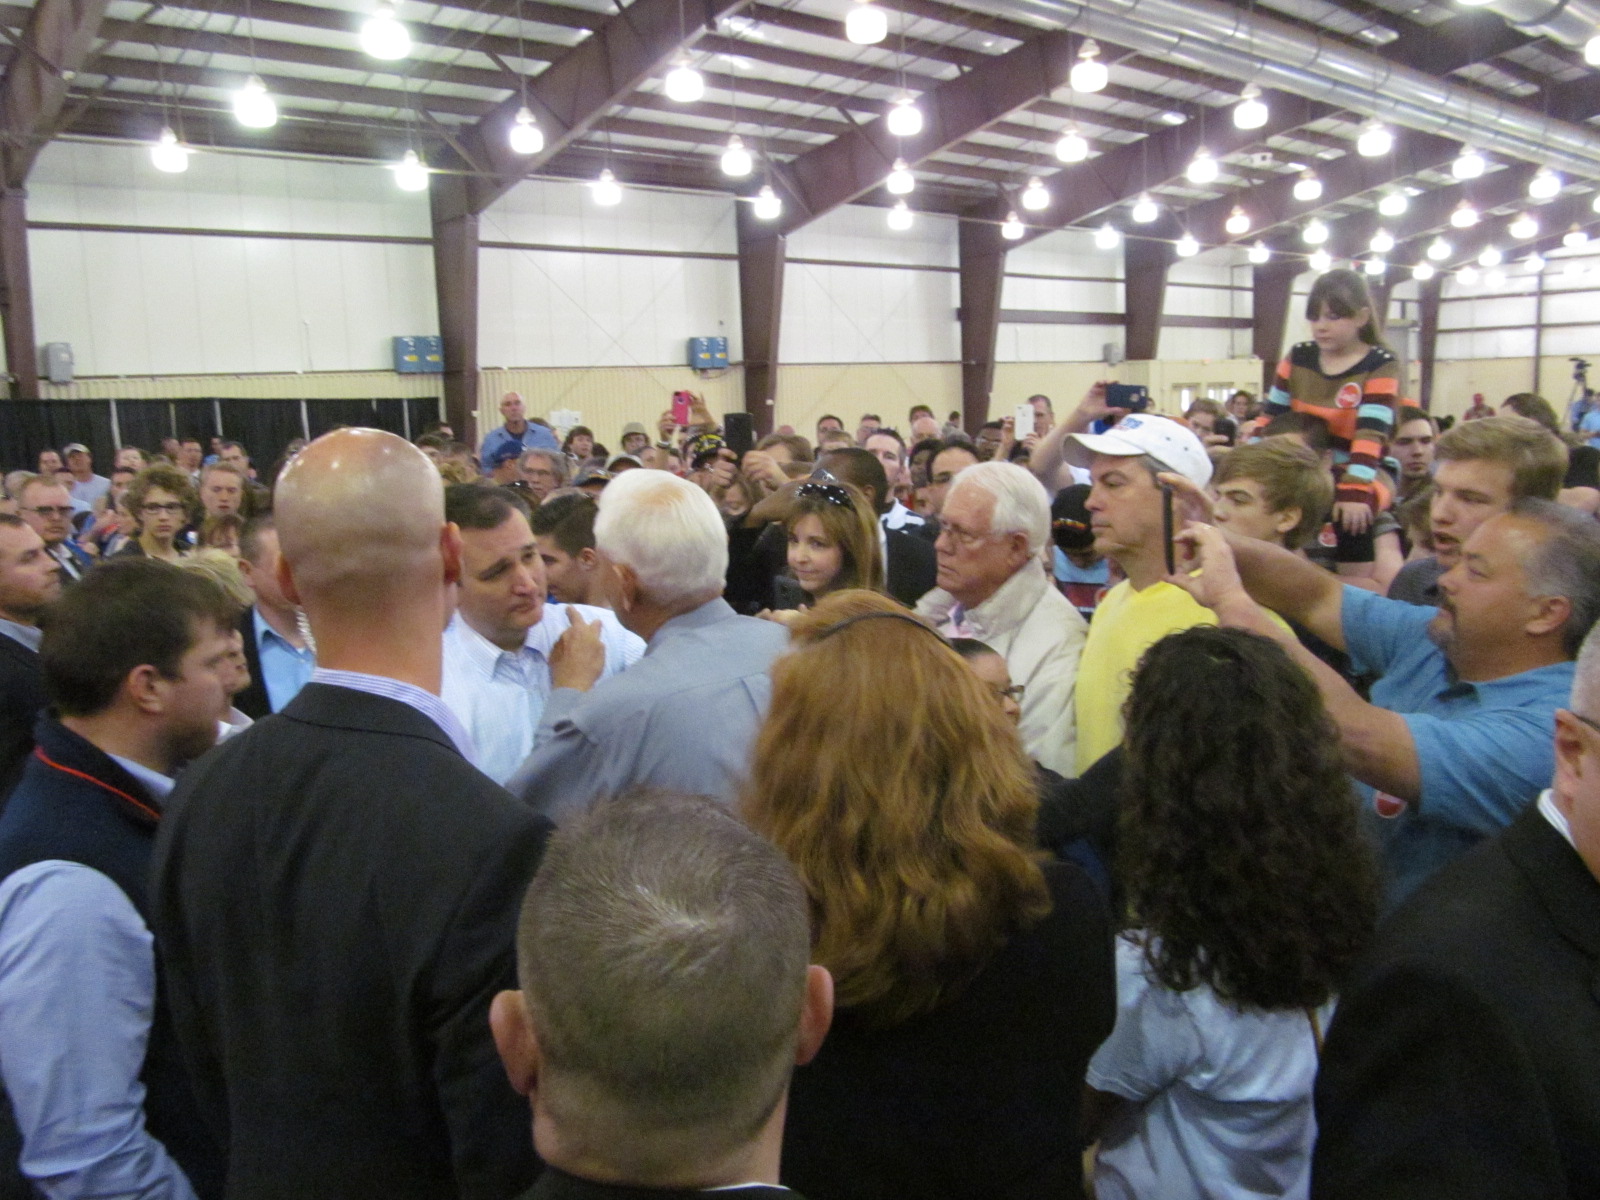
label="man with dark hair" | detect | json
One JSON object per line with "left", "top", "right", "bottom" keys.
{"left": 975, "top": 421, "right": 1004, "bottom": 461}
{"left": 198, "top": 462, "right": 245, "bottom": 520}
{"left": 441, "top": 484, "right": 642, "bottom": 785}
{"left": 151, "top": 430, "right": 552, "bottom": 1199}
{"left": 815, "top": 414, "right": 844, "bottom": 439}
{"left": 491, "top": 793, "right": 832, "bottom": 1200}
{"left": 1027, "top": 394, "right": 1055, "bottom": 439}
{"left": 233, "top": 515, "right": 315, "bottom": 718}
{"left": 0, "top": 514, "right": 61, "bottom": 803}
{"left": 177, "top": 438, "right": 204, "bottom": 481}
{"left": 520, "top": 448, "right": 566, "bottom": 502}
{"left": 1390, "top": 410, "right": 1437, "bottom": 505}
{"left": 0, "top": 558, "right": 236, "bottom": 1198}
{"left": 926, "top": 439, "right": 981, "bottom": 517}
{"left": 854, "top": 414, "right": 882, "bottom": 445}
{"left": 863, "top": 428, "right": 931, "bottom": 537}
{"left": 530, "top": 493, "right": 604, "bottom": 606}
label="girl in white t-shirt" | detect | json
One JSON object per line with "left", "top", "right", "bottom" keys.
{"left": 1085, "top": 626, "right": 1380, "bottom": 1200}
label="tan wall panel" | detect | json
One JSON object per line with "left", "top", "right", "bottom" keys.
{"left": 1430, "top": 357, "right": 1580, "bottom": 420}
{"left": 37, "top": 371, "right": 442, "bottom": 402}
{"left": 478, "top": 367, "right": 742, "bottom": 451}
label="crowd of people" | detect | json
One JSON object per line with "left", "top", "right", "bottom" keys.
{"left": 0, "top": 267, "right": 1598, "bottom": 1200}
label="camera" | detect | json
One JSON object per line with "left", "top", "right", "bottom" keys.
{"left": 1572, "top": 357, "right": 1590, "bottom": 382}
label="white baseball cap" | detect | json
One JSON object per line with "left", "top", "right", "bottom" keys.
{"left": 1063, "top": 414, "right": 1214, "bottom": 488}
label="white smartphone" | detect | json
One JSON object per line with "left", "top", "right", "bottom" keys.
{"left": 1014, "top": 401, "right": 1034, "bottom": 433}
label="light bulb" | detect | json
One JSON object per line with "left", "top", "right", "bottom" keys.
{"left": 150, "top": 126, "right": 190, "bottom": 173}
{"left": 360, "top": 4, "right": 411, "bottom": 59}
{"left": 663, "top": 60, "right": 705, "bottom": 103}
{"left": 1302, "top": 219, "right": 1329, "bottom": 245}
{"left": 1526, "top": 253, "right": 1546, "bottom": 273}
{"left": 844, "top": 0, "right": 888, "bottom": 45}
{"left": 886, "top": 96, "right": 924, "bottom": 137}
{"left": 1478, "top": 246, "right": 1503, "bottom": 267}
{"left": 886, "top": 200, "right": 913, "bottom": 231}
{"left": 1412, "top": 261, "right": 1435, "bottom": 281}
{"left": 1593, "top": 193, "right": 1600, "bottom": 214}
{"left": 752, "top": 185, "right": 782, "bottom": 221}
{"left": 720, "top": 134, "right": 752, "bottom": 178}
{"left": 1426, "top": 237, "right": 1452, "bottom": 261}
{"left": 592, "top": 168, "right": 622, "bottom": 206}
{"left": 1248, "top": 240, "right": 1271, "bottom": 264}
{"left": 1185, "top": 147, "right": 1219, "bottom": 185}
{"left": 885, "top": 158, "right": 914, "bottom": 196}
{"left": 1309, "top": 249, "right": 1332, "bottom": 272}
{"left": 1364, "top": 257, "right": 1386, "bottom": 276}
{"left": 1224, "top": 206, "right": 1250, "bottom": 236}
{"left": 1233, "top": 84, "right": 1268, "bottom": 130}
{"left": 1369, "top": 229, "right": 1395, "bottom": 254}
{"left": 1450, "top": 201, "right": 1479, "bottom": 228}
{"left": 232, "top": 75, "right": 277, "bottom": 129}
{"left": 1175, "top": 232, "right": 1199, "bottom": 257}
{"left": 1021, "top": 177, "right": 1050, "bottom": 211}
{"left": 1587, "top": 32, "right": 1600, "bottom": 64}
{"left": 1356, "top": 121, "right": 1393, "bottom": 157}
{"left": 1529, "top": 167, "right": 1562, "bottom": 200}
{"left": 1070, "top": 39, "right": 1108, "bottom": 93}
{"left": 1457, "top": 265, "right": 1480, "bottom": 285}
{"left": 1001, "top": 211, "right": 1025, "bottom": 240}
{"left": 1093, "top": 223, "right": 1121, "bottom": 250}
{"left": 1564, "top": 225, "right": 1590, "bottom": 248}
{"left": 1451, "top": 146, "right": 1486, "bottom": 180}
{"left": 1055, "top": 128, "right": 1089, "bottom": 163}
{"left": 392, "top": 149, "right": 429, "bottom": 191}
{"left": 1485, "top": 267, "right": 1507, "bottom": 287}
{"left": 1378, "top": 191, "right": 1409, "bottom": 217}
{"left": 1292, "top": 171, "right": 1323, "bottom": 202}
{"left": 1130, "top": 193, "right": 1158, "bottom": 223}
{"left": 1508, "top": 211, "right": 1539, "bottom": 239}
{"left": 508, "top": 106, "right": 544, "bottom": 155}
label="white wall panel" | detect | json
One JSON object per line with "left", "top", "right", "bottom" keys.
{"left": 779, "top": 262, "right": 957, "bottom": 364}
{"left": 483, "top": 177, "right": 738, "bottom": 256}
{"left": 1158, "top": 326, "right": 1236, "bottom": 361}
{"left": 998, "top": 323, "right": 1122, "bottom": 363}
{"left": 1437, "top": 329, "right": 1537, "bottom": 360}
{"left": 787, "top": 206, "right": 958, "bottom": 269}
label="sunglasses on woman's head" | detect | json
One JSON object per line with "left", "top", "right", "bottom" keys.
{"left": 796, "top": 482, "right": 852, "bottom": 506}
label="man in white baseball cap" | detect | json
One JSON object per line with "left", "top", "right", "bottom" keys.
{"left": 1064, "top": 413, "right": 1219, "bottom": 772}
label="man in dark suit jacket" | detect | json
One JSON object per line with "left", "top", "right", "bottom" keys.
{"left": 151, "top": 429, "right": 553, "bottom": 1200}
{"left": 0, "top": 516, "right": 61, "bottom": 806}
{"left": 1311, "top": 624, "right": 1600, "bottom": 1200}
{"left": 231, "top": 515, "right": 314, "bottom": 720}
{"left": 491, "top": 794, "right": 830, "bottom": 1200}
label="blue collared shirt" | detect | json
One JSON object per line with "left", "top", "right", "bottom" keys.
{"left": 440, "top": 605, "right": 645, "bottom": 785}
{"left": 508, "top": 597, "right": 789, "bottom": 822}
{"left": 252, "top": 608, "right": 315, "bottom": 712}
{"left": 309, "top": 667, "right": 478, "bottom": 764}
{"left": 479, "top": 422, "right": 559, "bottom": 468}
{"left": 1342, "top": 585, "right": 1573, "bottom": 910}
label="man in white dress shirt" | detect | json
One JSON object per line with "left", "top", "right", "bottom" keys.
{"left": 441, "top": 484, "right": 643, "bottom": 785}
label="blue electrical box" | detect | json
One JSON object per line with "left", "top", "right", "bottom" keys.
{"left": 393, "top": 335, "right": 444, "bottom": 374}
{"left": 688, "top": 336, "right": 728, "bottom": 370}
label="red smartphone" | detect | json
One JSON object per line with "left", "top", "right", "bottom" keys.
{"left": 671, "top": 391, "right": 694, "bottom": 426}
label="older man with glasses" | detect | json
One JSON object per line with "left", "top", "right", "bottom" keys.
{"left": 14, "top": 475, "right": 91, "bottom": 584}
{"left": 916, "top": 460, "right": 1086, "bottom": 777}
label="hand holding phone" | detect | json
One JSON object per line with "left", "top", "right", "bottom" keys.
{"left": 1014, "top": 402, "right": 1035, "bottom": 434}
{"left": 670, "top": 391, "right": 693, "bottom": 426}
{"left": 1105, "top": 383, "right": 1150, "bottom": 413}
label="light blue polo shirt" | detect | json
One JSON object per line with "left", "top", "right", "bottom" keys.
{"left": 1342, "top": 585, "right": 1573, "bottom": 912}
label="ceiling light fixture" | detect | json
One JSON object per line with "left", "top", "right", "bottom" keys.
{"left": 360, "top": 3, "right": 411, "bottom": 59}
{"left": 232, "top": 75, "right": 278, "bottom": 129}
{"left": 592, "top": 168, "right": 623, "bottom": 206}
{"left": 1233, "top": 83, "right": 1269, "bottom": 130}
{"left": 1021, "top": 177, "right": 1050, "bottom": 210}
{"left": 1302, "top": 218, "right": 1329, "bottom": 245}
{"left": 1529, "top": 167, "right": 1562, "bottom": 200}
{"left": 1293, "top": 171, "right": 1323, "bottom": 202}
{"left": 150, "top": 126, "right": 191, "bottom": 173}
{"left": 1378, "top": 191, "right": 1409, "bottom": 217}
{"left": 1508, "top": 211, "right": 1539, "bottom": 239}
{"left": 752, "top": 185, "right": 782, "bottom": 220}
{"left": 1094, "top": 222, "right": 1121, "bottom": 250}
{"left": 663, "top": 58, "right": 705, "bottom": 103}
{"left": 1451, "top": 146, "right": 1486, "bottom": 180}
{"left": 1225, "top": 206, "right": 1251, "bottom": 236}
{"left": 885, "top": 158, "right": 915, "bottom": 195}
{"left": 1001, "top": 211, "right": 1026, "bottom": 240}
{"left": 392, "top": 148, "right": 429, "bottom": 191}
{"left": 1175, "top": 232, "right": 1200, "bottom": 257}
{"left": 1412, "top": 261, "right": 1435, "bottom": 281}
{"left": 1426, "top": 237, "right": 1452, "bottom": 261}
{"left": 1131, "top": 192, "right": 1159, "bottom": 223}
{"left": 1364, "top": 257, "right": 1386, "bottom": 276}
{"left": 1369, "top": 229, "right": 1395, "bottom": 254}
{"left": 1248, "top": 240, "right": 1271, "bottom": 264}
{"left": 1526, "top": 252, "right": 1546, "bottom": 273}
{"left": 1070, "top": 39, "right": 1108, "bottom": 92}
{"left": 1457, "top": 265, "right": 1480, "bottom": 284}
{"left": 1185, "top": 147, "right": 1220, "bottom": 185}
{"left": 1478, "top": 246, "right": 1503, "bottom": 267}
{"left": 1308, "top": 248, "right": 1332, "bottom": 272}
{"left": 720, "top": 134, "right": 752, "bottom": 178}
{"left": 886, "top": 96, "right": 924, "bottom": 138}
{"left": 1586, "top": 32, "right": 1600, "bottom": 64}
{"left": 1055, "top": 128, "right": 1089, "bottom": 163}
{"left": 887, "top": 200, "right": 913, "bottom": 231}
{"left": 1564, "top": 225, "right": 1590, "bottom": 248}
{"left": 508, "top": 106, "right": 544, "bottom": 155}
{"left": 1450, "top": 201, "right": 1479, "bottom": 228}
{"left": 844, "top": 0, "right": 888, "bottom": 45}
{"left": 1356, "top": 120, "right": 1393, "bottom": 157}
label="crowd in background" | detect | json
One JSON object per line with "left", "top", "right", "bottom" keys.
{"left": 0, "top": 267, "right": 1599, "bottom": 1200}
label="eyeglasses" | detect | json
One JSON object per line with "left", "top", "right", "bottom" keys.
{"left": 142, "top": 502, "right": 187, "bottom": 515}
{"left": 796, "top": 482, "right": 852, "bottom": 506}
{"left": 993, "top": 684, "right": 1025, "bottom": 702}
{"left": 1569, "top": 710, "right": 1600, "bottom": 736}
{"left": 22, "top": 506, "right": 73, "bottom": 517}
{"left": 937, "top": 521, "right": 999, "bottom": 549}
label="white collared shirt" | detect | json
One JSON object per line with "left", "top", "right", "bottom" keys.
{"left": 442, "top": 604, "right": 645, "bottom": 785}
{"left": 1538, "top": 788, "right": 1576, "bottom": 849}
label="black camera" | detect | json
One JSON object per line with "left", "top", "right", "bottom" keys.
{"left": 1573, "top": 357, "right": 1590, "bottom": 381}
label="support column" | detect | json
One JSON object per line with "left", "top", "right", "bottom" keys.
{"left": 1417, "top": 276, "right": 1442, "bottom": 412}
{"left": 431, "top": 178, "right": 479, "bottom": 440}
{"left": 1251, "top": 260, "right": 1299, "bottom": 393}
{"left": 958, "top": 219, "right": 1006, "bottom": 434}
{"left": 737, "top": 208, "right": 784, "bottom": 438}
{"left": 1123, "top": 238, "right": 1176, "bottom": 363}
{"left": 0, "top": 189, "right": 38, "bottom": 398}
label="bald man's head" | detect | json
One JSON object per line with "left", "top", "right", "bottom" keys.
{"left": 275, "top": 428, "right": 450, "bottom": 603}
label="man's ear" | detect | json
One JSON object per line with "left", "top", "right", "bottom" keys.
{"left": 612, "top": 562, "right": 641, "bottom": 614}
{"left": 489, "top": 989, "right": 541, "bottom": 1098}
{"left": 576, "top": 547, "right": 600, "bottom": 572}
{"left": 124, "top": 663, "right": 165, "bottom": 715}
{"left": 794, "top": 965, "right": 834, "bottom": 1067}
{"left": 276, "top": 553, "right": 301, "bottom": 607}
{"left": 1273, "top": 506, "right": 1303, "bottom": 539}
{"left": 1524, "top": 594, "right": 1571, "bottom": 642}
{"left": 440, "top": 522, "right": 464, "bottom": 588}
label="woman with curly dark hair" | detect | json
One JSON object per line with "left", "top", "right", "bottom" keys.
{"left": 1085, "top": 625, "right": 1379, "bottom": 1200}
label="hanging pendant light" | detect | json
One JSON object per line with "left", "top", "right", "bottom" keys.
{"left": 1094, "top": 223, "right": 1121, "bottom": 250}
{"left": 1021, "top": 177, "right": 1050, "bottom": 210}
{"left": 844, "top": 0, "right": 888, "bottom": 45}
{"left": 1308, "top": 249, "right": 1332, "bottom": 272}
{"left": 1369, "top": 229, "right": 1394, "bottom": 254}
{"left": 150, "top": 126, "right": 191, "bottom": 173}
{"left": 1508, "top": 212, "right": 1538, "bottom": 239}
{"left": 887, "top": 200, "right": 913, "bottom": 231}
{"left": 663, "top": 58, "right": 705, "bottom": 103}
{"left": 1484, "top": 267, "right": 1507, "bottom": 287}
{"left": 1055, "top": 128, "right": 1089, "bottom": 163}
{"left": 1070, "top": 39, "right": 1108, "bottom": 93}
{"left": 508, "top": 106, "right": 544, "bottom": 155}
{"left": 1412, "top": 262, "right": 1435, "bottom": 281}
{"left": 1363, "top": 257, "right": 1386, "bottom": 276}
{"left": 1564, "top": 225, "right": 1590, "bottom": 248}
{"left": 1477, "top": 246, "right": 1503, "bottom": 267}
{"left": 1302, "top": 218, "right": 1329, "bottom": 245}
{"left": 720, "top": 135, "right": 752, "bottom": 178}
{"left": 752, "top": 185, "right": 782, "bottom": 221}
{"left": 1175, "top": 232, "right": 1199, "bottom": 257}
{"left": 886, "top": 96, "right": 924, "bottom": 137}
{"left": 1526, "top": 252, "right": 1546, "bottom": 273}
{"left": 1292, "top": 171, "right": 1322, "bottom": 202}
{"left": 1378, "top": 191, "right": 1409, "bottom": 217}
{"left": 1457, "top": 265, "right": 1480, "bottom": 285}
{"left": 392, "top": 148, "right": 429, "bottom": 191}
{"left": 1426, "top": 237, "right": 1452, "bottom": 261}
{"left": 233, "top": 75, "right": 278, "bottom": 129}
{"left": 1586, "top": 32, "right": 1600, "bottom": 64}
{"left": 1356, "top": 120, "right": 1393, "bottom": 157}
{"left": 592, "top": 168, "right": 623, "bottom": 206}
{"left": 1528, "top": 167, "right": 1562, "bottom": 200}
{"left": 1130, "top": 193, "right": 1159, "bottom": 223}
{"left": 1451, "top": 146, "right": 1486, "bottom": 180}
{"left": 1233, "top": 84, "right": 1268, "bottom": 130}
{"left": 360, "top": 3, "right": 412, "bottom": 60}
{"left": 1185, "top": 148, "right": 1219, "bottom": 185}
{"left": 1001, "top": 211, "right": 1025, "bottom": 240}
{"left": 885, "top": 158, "right": 915, "bottom": 196}
{"left": 1248, "top": 241, "right": 1272, "bottom": 264}
{"left": 1450, "top": 201, "right": 1479, "bottom": 228}
{"left": 1224, "top": 206, "right": 1250, "bottom": 236}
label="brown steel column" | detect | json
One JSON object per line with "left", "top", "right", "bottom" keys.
{"left": 0, "top": 189, "right": 38, "bottom": 398}
{"left": 1252, "top": 260, "right": 1299, "bottom": 392}
{"left": 958, "top": 218, "right": 1006, "bottom": 434}
{"left": 1123, "top": 238, "right": 1175, "bottom": 363}
{"left": 737, "top": 207, "right": 784, "bottom": 438}
{"left": 1417, "top": 276, "right": 1442, "bottom": 412}
{"left": 431, "top": 178, "right": 478, "bottom": 440}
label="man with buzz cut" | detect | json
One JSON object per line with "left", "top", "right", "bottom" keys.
{"left": 490, "top": 791, "right": 832, "bottom": 1200}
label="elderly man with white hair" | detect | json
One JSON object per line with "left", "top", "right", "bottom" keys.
{"left": 917, "top": 460, "right": 1088, "bottom": 776}
{"left": 510, "top": 469, "right": 789, "bottom": 821}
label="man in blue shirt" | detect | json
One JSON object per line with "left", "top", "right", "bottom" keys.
{"left": 480, "top": 391, "right": 559, "bottom": 469}
{"left": 1171, "top": 497, "right": 1600, "bottom": 911}
{"left": 0, "top": 558, "right": 237, "bottom": 1198}
{"left": 233, "top": 515, "right": 315, "bottom": 718}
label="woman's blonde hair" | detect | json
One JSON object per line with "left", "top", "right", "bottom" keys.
{"left": 742, "top": 590, "right": 1049, "bottom": 1026}
{"left": 783, "top": 481, "right": 885, "bottom": 596}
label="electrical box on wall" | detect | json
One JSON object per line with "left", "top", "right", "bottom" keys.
{"left": 393, "top": 336, "right": 443, "bottom": 374}
{"left": 40, "top": 342, "right": 73, "bottom": 385}
{"left": 688, "top": 337, "right": 728, "bottom": 370}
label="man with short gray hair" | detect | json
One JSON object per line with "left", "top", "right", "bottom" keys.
{"left": 511, "top": 470, "right": 789, "bottom": 820}
{"left": 490, "top": 792, "right": 833, "bottom": 1200}
{"left": 917, "top": 461, "right": 1087, "bottom": 776}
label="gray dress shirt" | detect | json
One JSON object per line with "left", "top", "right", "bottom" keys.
{"left": 509, "top": 597, "right": 789, "bottom": 823}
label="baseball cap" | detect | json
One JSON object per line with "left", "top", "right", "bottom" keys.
{"left": 62, "top": 443, "right": 90, "bottom": 456}
{"left": 1050, "top": 484, "right": 1095, "bottom": 553}
{"left": 488, "top": 443, "right": 523, "bottom": 468}
{"left": 620, "top": 422, "right": 649, "bottom": 439}
{"left": 574, "top": 468, "right": 614, "bottom": 488}
{"left": 606, "top": 454, "right": 643, "bottom": 471}
{"left": 1063, "top": 414, "right": 1213, "bottom": 488}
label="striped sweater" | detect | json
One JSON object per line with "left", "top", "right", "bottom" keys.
{"left": 1263, "top": 341, "right": 1401, "bottom": 508}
